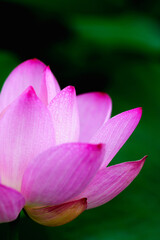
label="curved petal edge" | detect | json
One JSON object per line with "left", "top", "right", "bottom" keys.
{"left": 91, "top": 107, "right": 142, "bottom": 167}
{"left": 21, "top": 142, "right": 105, "bottom": 206}
{"left": 0, "top": 86, "right": 55, "bottom": 191}
{"left": 77, "top": 92, "right": 112, "bottom": 142}
{"left": 76, "top": 156, "right": 147, "bottom": 209}
{"left": 48, "top": 86, "right": 79, "bottom": 144}
{"left": 0, "top": 184, "right": 25, "bottom": 223}
{"left": 25, "top": 198, "right": 87, "bottom": 226}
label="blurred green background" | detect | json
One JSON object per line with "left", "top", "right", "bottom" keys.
{"left": 0, "top": 0, "right": 159, "bottom": 239}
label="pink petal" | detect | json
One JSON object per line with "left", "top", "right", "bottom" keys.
{"left": 48, "top": 86, "right": 80, "bottom": 144}
{"left": 77, "top": 156, "right": 147, "bottom": 209}
{"left": 0, "top": 184, "right": 25, "bottom": 223}
{"left": 21, "top": 143, "right": 105, "bottom": 206}
{"left": 0, "top": 87, "right": 55, "bottom": 191}
{"left": 25, "top": 198, "right": 87, "bottom": 226}
{"left": 91, "top": 107, "right": 142, "bottom": 168}
{"left": 0, "top": 59, "right": 60, "bottom": 111}
{"left": 77, "top": 92, "right": 112, "bottom": 142}
{"left": 39, "top": 66, "right": 60, "bottom": 105}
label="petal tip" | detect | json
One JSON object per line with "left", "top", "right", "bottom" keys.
{"left": 20, "top": 59, "right": 46, "bottom": 70}
{"left": 32, "top": 58, "right": 39, "bottom": 61}
{"left": 44, "top": 65, "right": 52, "bottom": 72}
{"left": 96, "top": 92, "right": 111, "bottom": 99}
{"left": 96, "top": 143, "right": 105, "bottom": 151}
{"left": 124, "top": 107, "right": 142, "bottom": 122}
{"left": 23, "top": 58, "right": 42, "bottom": 66}
{"left": 59, "top": 86, "right": 76, "bottom": 98}
{"left": 140, "top": 155, "right": 148, "bottom": 165}
{"left": 131, "top": 155, "right": 147, "bottom": 171}
{"left": 43, "top": 66, "right": 53, "bottom": 79}
{"left": 137, "top": 106, "right": 142, "bottom": 114}
{"left": 134, "top": 107, "right": 142, "bottom": 117}
{"left": 15, "top": 86, "right": 40, "bottom": 107}
{"left": 23, "top": 86, "right": 37, "bottom": 98}
{"left": 86, "top": 143, "right": 105, "bottom": 152}
{"left": 45, "top": 65, "right": 51, "bottom": 71}
{"left": 65, "top": 85, "right": 76, "bottom": 93}
{"left": 30, "top": 58, "right": 43, "bottom": 64}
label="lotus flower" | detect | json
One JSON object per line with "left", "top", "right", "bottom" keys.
{"left": 0, "top": 59, "right": 146, "bottom": 226}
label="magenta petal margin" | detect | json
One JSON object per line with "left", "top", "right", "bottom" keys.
{"left": 0, "top": 59, "right": 146, "bottom": 226}
{"left": 0, "top": 184, "right": 25, "bottom": 222}
{"left": 75, "top": 156, "right": 147, "bottom": 209}
{"left": 21, "top": 143, "right": 105, "bottom": 205}
{"left": 0, "top": 86, "right": 55, "bottom": 191}
{"left": 77, "top": 92, "right": 112, "bottom": 142}
{"left": 91, "top": 107, "right": 142, "bottom": 168}
{"left": 48, "top": 86, "right": 80, "bottom": 144}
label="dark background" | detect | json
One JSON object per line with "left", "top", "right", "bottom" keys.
{"left": 0, "top": 0, "right": 159, "bottom": 239}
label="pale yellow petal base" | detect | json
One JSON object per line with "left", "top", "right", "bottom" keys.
{"left": 24, "top": 198, "right": 87, "bottom": 227}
